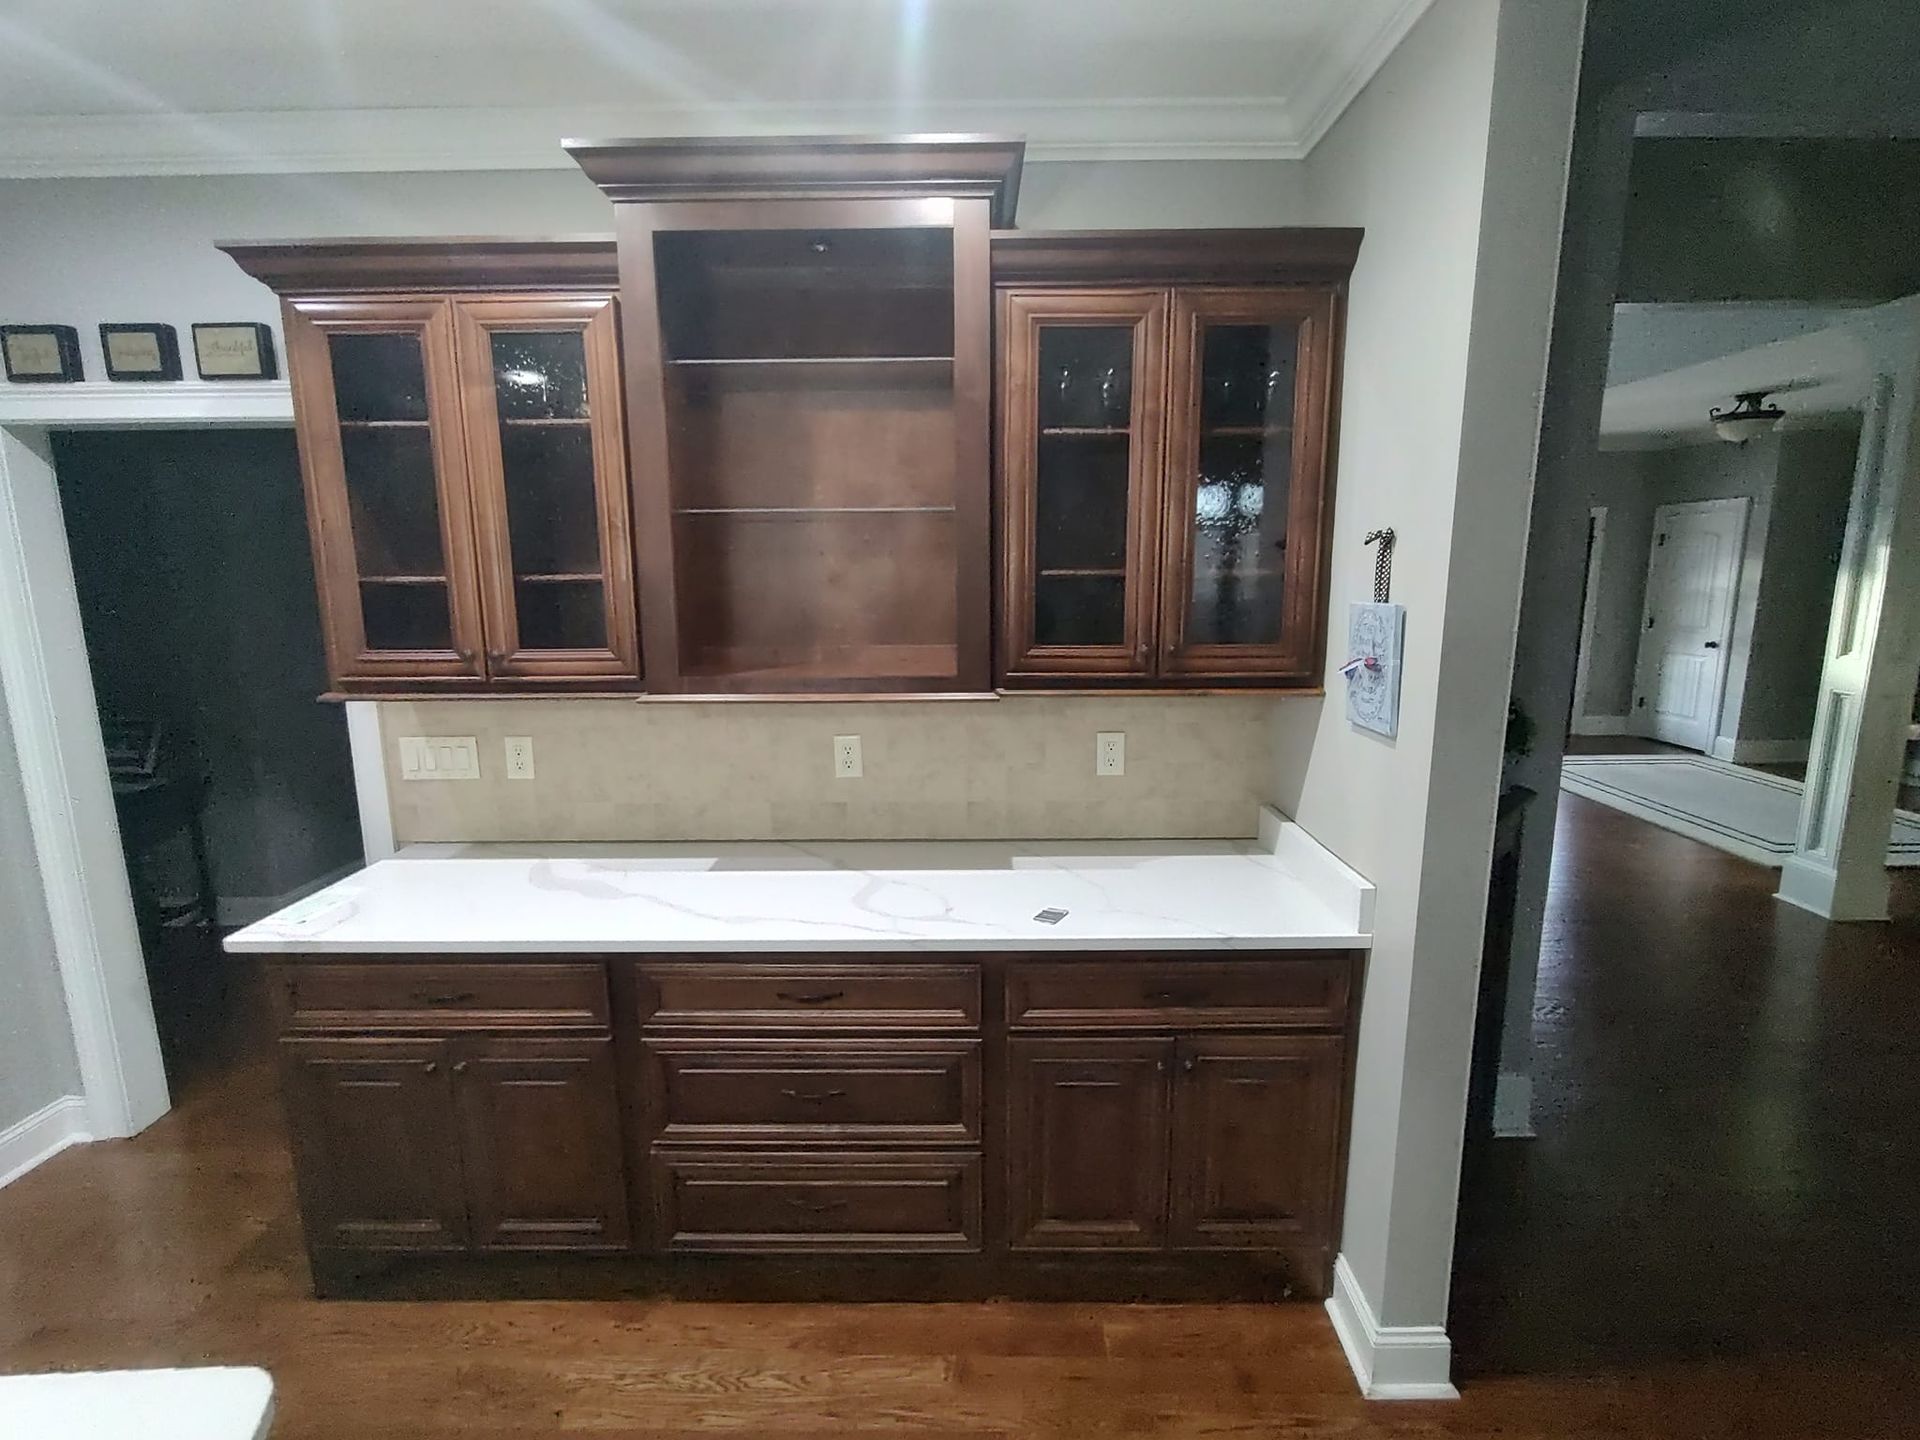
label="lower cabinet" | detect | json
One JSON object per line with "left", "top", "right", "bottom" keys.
{"left": 281, "top": 1031, "right": 629, "bottom": 1259}
{"left": 271, "top": 952, "right": 1357, "bottom": 1296}
{"left": 1008, "top": 1033, "right": 1345, "bottom": 1253}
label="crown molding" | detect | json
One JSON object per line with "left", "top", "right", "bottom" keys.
{"left": 0, "top": 100, "right": 1325, "bottom": 178}
{"left": 0, "top": 380, "right": 292, "bottom": 428}
{"left": 1290, "top": 0, "right": 1438, "bottom": 155}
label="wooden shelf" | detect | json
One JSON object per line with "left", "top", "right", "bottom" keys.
{"left": 1203, "top": 425, "right": 1292, "bottom": 438}
{"left": 1038, "top": 567, "right": 1126, "bottom": 578}
{"left": 338, "top": 418, "right": 430, "bottom": 429}
{"left": 669, "top": 354, "right": 953, "bottom": 368}
{"left": 681, "top": 643, "right": 960, "bottom": 687}
{"left": 676, "top": 505, "right": 957, "bottom": 518}
{"left": 500, "top": 416, "right": 592, "bottom": 428}
{"left": 359, "top": 574, "right": 448, "bottom": 586}
{"left": 1040, "top": 426, "right": 1129, "bottom": 437}
{"left": 516, "top": 572, "right": 603, "bottom": 585}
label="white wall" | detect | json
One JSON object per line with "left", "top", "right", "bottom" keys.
{"left": 1273, "top": 0, "right": 1585, "bottom": 1349}
{"left": 0, "top": 158, "right": 1312, "bottom": 385}
{"left": 1578, "top": 451, "right": 1654, "bottom": 721}
{"left": 0, "top": 667, "right": 82, "bottom": 1134}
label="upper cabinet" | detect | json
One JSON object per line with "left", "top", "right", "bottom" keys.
{"left": 994, "top": 231, "right": 1360, "bottom": 690}
{"left": 225, "top": 241, "right": 641, "bottom": 692}
{"left": 568, "top": 136, "right": 1025, "bottom": 695}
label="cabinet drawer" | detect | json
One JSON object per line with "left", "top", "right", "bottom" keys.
{"left": 280, "top": 961, "right": 610, "bottom": 1031}
{"left": 651, "top": 1153, "right": 982, "bottom": 1253}
{"left": 645, "top": 1039, "right": 981, "bottom": 1146}
{"left": 1006, "top": 957, "right": 1350, "bottom": 1030}
{"left": 635, "top": 963, "right": 980, "bottom": 1030}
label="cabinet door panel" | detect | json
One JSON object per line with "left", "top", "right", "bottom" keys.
{"left": 456, "top": 295, "right": 640, "bottom": 681}
{"left": 284, "top": 299, "right": 485, "bottom": 682}
{"left": 1007, "top": 1037, "right": 1170, "bottom": 1249}
{"left": 279, "top": 1036, "right": 466, "bottom": 1252}
{"left": 998, "top": 290, "right": 1167, "bottom": 682}
{"left": 455, "top": 1035, "right": 632, "bottom": 1252}
{"left": 1170, "top": 1034, "right": 1343, "bottom": 1248}
{"left": 1159, "top": 287, "right": 1337, "bottom": 684}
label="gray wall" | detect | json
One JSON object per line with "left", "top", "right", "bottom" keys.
{"left": 0, "top": 159, "right": 1312, "bottom": 384}
{"left": 53, "top": 429, "right": 362, "bottom": 909}
{"left": 0, "top": 670, "right": 82, "bottom": 1134}
{"left": 1579, "top": 429, "right": 1855, "bottom": 752}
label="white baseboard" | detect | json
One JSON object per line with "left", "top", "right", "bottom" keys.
{"left": 1492, "top": 1070, "right": 1535, "bottom": 1138}
{"left": 214, "top": 860, "right": 362, "bottom": 928}
{"left": 1571, "top": 713, "right": 1630, "bottom": 737}
{"left": 1324, "top": 1254, "right": 1458, "bottom": 1400}
{"left": 0, "top": 1094, "right": 92, "bottom": 1189}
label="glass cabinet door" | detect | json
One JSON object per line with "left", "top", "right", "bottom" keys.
{"left": 286, "top": 299, "right": 485, "bottom": 680}
{"left": 455, "top": 296, "right": 639, "bottom": 680}
{"left": 1159, "top": 288, "right": 1336, "bottom": 682}
{"left": 998, "top": 290, "right": 1167, "bottom": 680}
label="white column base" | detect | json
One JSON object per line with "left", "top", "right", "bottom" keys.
{"left": 1777, "top": 852, "right": 1891, "bottom": 922}
{"left": 0, "top": 1095, "right": 92, "bottom": 1189}
{"left": 1492, "top": 1070, "right": 1536, "bottom": 1138}
{"left": 1324, "top": 1254, "right": 1458, "bottom": 1400}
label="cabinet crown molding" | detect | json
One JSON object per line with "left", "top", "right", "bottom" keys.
{"left": 990, "top": 228, "right": 1364, "bottom": 287}
{"left": 218, "top": 236, "right": 619, "bottom": 294}
{"left": 564, "top": 133, "right": 1026, "bottom": 226}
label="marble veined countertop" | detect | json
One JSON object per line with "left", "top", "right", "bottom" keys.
{"left": 223, "top": 807, "right": 1373, "bottom": 955}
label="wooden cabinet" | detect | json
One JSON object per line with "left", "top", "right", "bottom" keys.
{"left": 994, "top": 230, "right": 1361, "bottom": 690}
{"left": 570, "top": 136, "right": 1024, "bottom": 695}
{"left": 273, "top": 960, "right": 630, "bottom": 1269}
{"left": 225, "top": 240, "right": 640, "bottom": 692}
{"left": 281, "top": 1036, "right": 468, "bottom": 1252}
{"left": 269, "top": 949, "right": 1357, "bottom": 1297}
{"left": 1007, "top": 1037, "right": 1171, "bottom": 1249}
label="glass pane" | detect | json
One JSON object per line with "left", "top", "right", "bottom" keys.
{"left": 329, "top": 333, "right": 429, "bottom": 422}
{"left": 360, "top": 579, "right": 450, "bottom": 651}
{"left": 1038, "top": 326, "right": 1132, "bottom": 431}
{"left": 1184, "top": 320, "right": 1300, "bottom": 647}
{"left": 514, "top": 578, "right": 607, "bottom": 651}
{"left": 1035, "top": 574, "right": 1125, "bottom": 648}
{"left": 491, "top": 330, "right": 589, "bottom": 420}
{"left": 490, "top": 328, "right": 607, "bottom": 653}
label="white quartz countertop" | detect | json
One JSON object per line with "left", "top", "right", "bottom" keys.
{"left": 224, "top": 807, "right": 1373, "bottom": 955}
{"left": 0, "top": 1367, "right": 273, "bottom": 1440}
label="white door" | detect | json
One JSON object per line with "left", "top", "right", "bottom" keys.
{"left": 1631, "top": 497, "right": 1747, "bottom": 752}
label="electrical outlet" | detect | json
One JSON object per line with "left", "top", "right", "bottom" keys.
{"left": 1095, "top": 731, "right": 1125, "bottom": 777}
{"left": 833, "top": 734, "right": 863, "bottom": 779}
{"left": 398, "top": 736, "right": 480, "bottom": 781}
{"left": 504, "top": 735, "right": 535, "bottom": 780}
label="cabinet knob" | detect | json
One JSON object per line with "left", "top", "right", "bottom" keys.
{"left": 456, "top": 648, "right": 475, "bottom": 665}
{"left": 423, "top": 1062, "right": 439, "bottom": 1075}
{"left": 488, "top": 650, "right": 507, "bottom": 667}
{"left": 452, "top": 1060, "right": 469, "bottom": 1075}
{"left": 1181, "top": 1055, "right": 1197, "bottom": 1075}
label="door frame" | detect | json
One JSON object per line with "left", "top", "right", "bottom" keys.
{"left": 1569, "top": 505, "right": 1608, "bottom": 728}
{"left": 1630, "top": 496, "right": 1748, "bottom": 752}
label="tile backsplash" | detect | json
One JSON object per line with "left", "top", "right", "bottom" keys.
{"left": 378, "top": 696, "right": 1283, "bottom": 844}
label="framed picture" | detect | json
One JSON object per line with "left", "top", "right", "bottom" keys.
{"left": 1, "top": 324, "right": 84, "bottom": 383}
{"left": 192, "top": 322, "right": 278, "bottom": 381}
{"left": 100, "top": 323, "right": 183, "bottom": 382}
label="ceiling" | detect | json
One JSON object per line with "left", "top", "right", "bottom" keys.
{"left": 0, "top": 0, "right": 1433, "bottom": 178}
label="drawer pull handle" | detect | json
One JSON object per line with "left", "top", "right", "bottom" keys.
{"left": 416, "top": 991, "right": 478, "bottom": 1005}
{"left": 784, "top": 1197, "right": 849, "bottom": 1213}
{"left": 775, "top": 990, "right": 846, "bottom": 1005}
{"left": 779, "top": 1088, "right": 848, "bottom": 1104}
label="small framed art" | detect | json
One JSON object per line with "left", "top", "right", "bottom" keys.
{"left": 192, "top": 322, "right": 279, "bottom": 380}
{"left": 101, "top": 323, "right": 183, "bottom": 381}
{"left": 1, "top": 325, "right": 84, "bottom": 383}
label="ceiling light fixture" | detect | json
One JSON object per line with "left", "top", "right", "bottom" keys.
{"left": 1710, "top": 391, "right": 1786, "bottom": 444}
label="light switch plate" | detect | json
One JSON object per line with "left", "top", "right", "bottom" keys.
{"left": 1095, "top": 731, "right": 1125, "bottom": 777}
{"left": 504, "top": 735, "right": 535, "bottom": 780}
{"left": 398, "top": 735, "right": 480, "bottom": 781}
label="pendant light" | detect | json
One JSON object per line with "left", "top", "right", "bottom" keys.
{"left": 1710, "top": 391, "right": 1785, "bottom": 444}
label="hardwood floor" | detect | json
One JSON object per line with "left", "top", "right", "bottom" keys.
{"left": 4, "top": 797, "right": 1918, "bottom": 1436}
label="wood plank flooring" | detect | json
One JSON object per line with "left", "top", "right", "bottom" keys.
{"left": 4, "top": 792, "right": 1918, "bottom": 1436}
